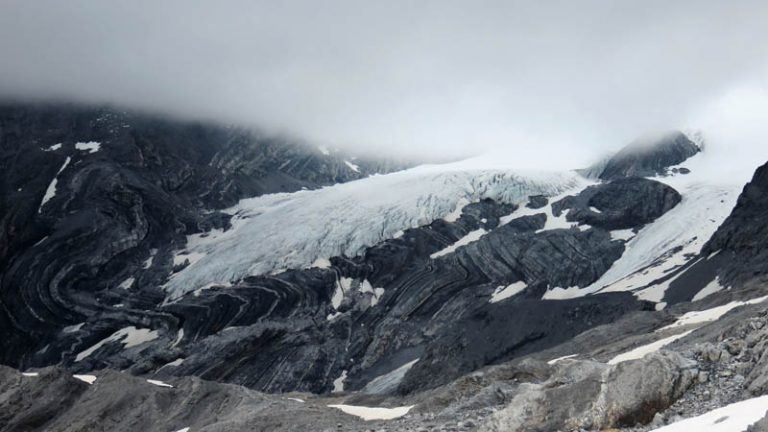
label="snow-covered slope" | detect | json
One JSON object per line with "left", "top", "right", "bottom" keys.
{"left": 577, "top": 153, "right": 743, "bottom": 303}
{"left": 165, "top": 158, "right": 587, "bottom": 298}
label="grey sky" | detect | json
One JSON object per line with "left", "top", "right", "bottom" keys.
{"left": 1, "top": 1, "right": 767, "bottom": 167}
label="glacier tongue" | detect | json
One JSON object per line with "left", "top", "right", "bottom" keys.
{"left": 164, "top": 162, "right": 587, "bottom": 298}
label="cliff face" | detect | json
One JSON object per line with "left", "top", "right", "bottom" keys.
{"left": 0, "top": 102, "right": 407, "bottom": 367}
{"left": 702, "top": 160, "right": 768, "bottom": 285}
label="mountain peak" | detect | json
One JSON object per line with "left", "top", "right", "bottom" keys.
{"left": 583, "top": 130, "right": 701, "bottom": 181}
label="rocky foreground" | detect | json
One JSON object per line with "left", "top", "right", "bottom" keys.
{"left": 3, "top": 283, "right": 768, "bottom": 431}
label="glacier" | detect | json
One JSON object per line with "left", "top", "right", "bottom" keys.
{"left": 164, "top": 157, "right": 586, "bottom": 298}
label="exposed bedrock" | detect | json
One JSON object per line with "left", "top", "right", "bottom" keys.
{"left": 480, "top": 351, "right": 698, "bottom": 431}
{"left": 0, "top": 103, "right": 408, "bottom": 368}
{"left": 4, "top": 167, "right": 686, "bottom": 396}
{"left": 398, "top": 292, "right": 654, "bottom": 394}
{"left": 703, "top": 160, "right": 768, "bottom": 286}
{"left": 553, "top": 176, "right": 682, "bottom": 230}
{"left": 591, "top": 130, "right": 700, "bottom": 180}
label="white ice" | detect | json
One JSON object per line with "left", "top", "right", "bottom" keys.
{"left": 163, "top": 160, "right": 584, "bottom": 299}
{"left": 328, "top": 404, "right": 415, "bottom": 421}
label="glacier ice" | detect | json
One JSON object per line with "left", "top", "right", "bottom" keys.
{"left": 164, "top": 160, "right": 585, "bottom": 298}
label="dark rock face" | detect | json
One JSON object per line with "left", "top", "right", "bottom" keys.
{"left": 526, "top": 194, "right": 548, "bottom": 209}
{"left": 36, "top": 188, "right": 665, "bottom": 396}
{"left": 398, "top": 292, "right": 653, "bottom": 394}
{"left": 0, "top": 102, "right": 409, "bottom": 368}
{"left": 702, "top": 160, "right": 768, "bottom": 286}
{"left": 553, "top": 177, "right": 682, "bottom": 230}
{"left": 587, "top": 131, "right": 700, "bottom": 180}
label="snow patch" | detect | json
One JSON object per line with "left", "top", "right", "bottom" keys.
{"left": 73, "top": 374, "right": 97, "bottom": 384}
{"left": 22, "top": 372, "right": 39, "bottom": 377}
{"left": 542, "top": 286, "right": 583, "bottom": 300}
{"left": 147, "top": 379, "right": 173, "bottom": 388}
{"left": 692, "top": 277, "right": 726, "bottom": 302}
{"left": 317, "top": 145, "right": 330, "bottom": 155}
{"left": 75, "top": 141, "right": 101, "bottom": 154}
{"left": 63, "top": 322, "right": 85, "bottom": 334}
{"left": 44, "top": 143, "right": 62, "bottom": 151}
{"left": 608, "top": 330, "right": 694, "bottom": 365}
{"left": 143, "top": 249, "right": 157, "bottom": 269}
{"left": 362, "top": 359, "right": 419, "bottom": 394}
{"left": 332, "top": 370, "right": 347, "bottom": 393}
{"left": 75, "top": 326, "right": 160, "bottom": 362}
{"left": 648, "top": 394, "right": 768, "bottom": 432}
{"left": 443, "top": 198, "right": 469, "bottom": 223}
{"left": 328, "top": 404, "right": 415, "bottom": 421}
{"left": 38, "top": 156, "right": 71, "bottom": 212}
{"left": 430, "top": 229, "right": 487, "bottom": 259}
{"left": 584, "top": 183, "right": 740, "bottom": 301}
{"left": 344, "top": 160, "right": 360, "bottom": 172}
{"left": 311, "top": 257, "right": 331, "bottom": 269}
{"left": 610, "top": 229, "right": 636, "bottom": 241}
{"left": 658, "top": 295, "right": 768, "bottom": 332}
{"left": 490, "top": 281, "right": 527, "bottom": 303}
{"left": 547, "top": 354, "right": 578, "bottom": 365}
{"left": 118, "top": 277, "right": 135, "bottom": 290}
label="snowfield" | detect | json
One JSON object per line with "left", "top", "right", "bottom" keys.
{"left": 580, "top": 154, "right": 743, "bottom": 302}
{"left": 164, "top": 159, "right": 586, "bottom": 298}
{"left": 328, "top": 404, "right": 415, "bottom": 421}
{"left": 649, "top": 395, "right": 768, "bottom": 432}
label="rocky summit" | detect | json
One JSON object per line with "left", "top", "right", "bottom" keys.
{"left": 2, "top": 103, "right": 768, "bottom": 431}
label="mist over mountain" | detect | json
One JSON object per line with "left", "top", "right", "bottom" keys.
{"left": 3, "top": 3, "right": 768, "bottom": 432}
{"left": 1, "top": 1, "right": 767, "bottom": 165}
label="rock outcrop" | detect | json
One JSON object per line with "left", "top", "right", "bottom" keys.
{"left": 478, "top": 351, "right": 698, "bottom": 431}
{"left": 594, "top": 131, "right": 700, "bottom": 180}
{"left": 553, "top": 177, "right": 682, "bottom": 230}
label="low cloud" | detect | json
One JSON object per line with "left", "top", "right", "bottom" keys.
{"left": 0, "top": 1, "right": 766, "bottom": 169}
